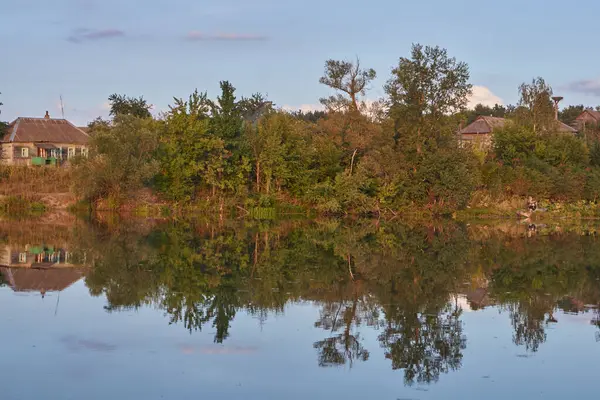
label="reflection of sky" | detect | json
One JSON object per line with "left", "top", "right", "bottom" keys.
{"left": 1, "top": 282, "right": 599, "bottom": 400}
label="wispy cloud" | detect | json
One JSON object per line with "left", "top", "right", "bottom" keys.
{"left": 563, "top": 79, "right": 600, "bottom": 96}
{"left": 185, "top": 31, "right": 267, "bottom": 41}
{"left": 67, "top": 28, "right": 125, "bottom": 43}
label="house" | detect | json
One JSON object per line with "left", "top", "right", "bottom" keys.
{"left": 574, "top": 109, "right": 600, "bottom": 128}
{"left": 459, "top": 116, "right": 507, "bottom": 147}
{"left": 0, "top": 111, "right": 89, "bottom": 166}
{"left": 459, "top": 115, "right": 578, "bottom": 148}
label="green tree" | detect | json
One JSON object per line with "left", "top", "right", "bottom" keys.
{"left": 319, "top": 58, "right": 376, "bottom": 113}
{"left": 516, "top": 77, "right": 555, "bottom": 133}
{"left": 209, "top": 81, "right": 251, "bottom": 195}
{"left": 464, "top": 103, "right": 507, "bottom": 124}
{"left": 108, "top": 94, "right": 152, "bottom": 119}
{"left": 244, "top": 111, "right": 309, "bottom": 195}
{"left": 157, "top": 90, "right": 226, "bottom": 200}
{"left": 73, "top": 115, "right": 160, "bottom": 204}
{"left": 559, "top": 104, "right": 585, "bottom": 125}
{"left": 386, "top": 44, "right": 472, "bottom": 135}
{"left": 381, "top": 44, "right": 475, "bottom": 211}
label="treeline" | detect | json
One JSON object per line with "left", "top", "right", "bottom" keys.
{"left": 71, "top": 44, "right": 600, "bottom": 215}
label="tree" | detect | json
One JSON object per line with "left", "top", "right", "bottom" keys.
{"left": 157, "top": 90, "right": 226, "bottom": 200}
{"left": 72, "top": 115, "right": 160, "bottom": 204}
{"left": 464, "top": 103, "right": 507, "bottom": 124}
{"left": 108, "top": 94, "right": 152, "bottom": 119}
{"left": 559, "top": 104, "right": 585, "bottom": 125}
{"left": 386, "top": 44, "right": 472, "bottom": 130}
{"left": 208, "top": 81, "right": 251, "bottom": 195}
{"left": 381, "top": 44, "right": 475, "bottom": 211}
{"left": 319, "top": 58, "right": 376, "bottom": 113}
{"left": 516, "top": 77, "right": 555, "bottom": 133}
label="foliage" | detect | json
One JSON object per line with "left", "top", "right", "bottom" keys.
{"left": 464, "top": 103, "right": 509, "bottom": 124}
{"left": 319, "top": 58, "right": 376, "bottom": 112}
{"left": 155, "top": 90, "right": 226, "bottom": 201}
{"left": 68, "top": 44, "right": 600, "bottom": 214}
{"left": 72, "top": 115, "right": 160, "bottom": 204}
{"left": 108, "top": 93, "right": 152, "bottom": 119}
{"left": 559, "top": 104, "right": 585, "bottom": 125}
{"left": 516, "top": 77, "right": 555, "bottom": 133}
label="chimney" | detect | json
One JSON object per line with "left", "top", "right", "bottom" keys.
{"left": 44, "top": 111, "right": 50, "bottom": 119}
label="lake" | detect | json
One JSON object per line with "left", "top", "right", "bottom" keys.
{"left": 1, "top": 217, "right": 599, "bottom": 399}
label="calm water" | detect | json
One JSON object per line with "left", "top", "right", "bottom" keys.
{"left": 1, "top": 217, "right": 599, "bottom": 399}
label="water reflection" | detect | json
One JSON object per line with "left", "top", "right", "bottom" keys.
{"left": 0, "top": 224, "right": 87, "bottom": 297}
{"left": 2, "top": 218, "right": 600, "bottom": 388}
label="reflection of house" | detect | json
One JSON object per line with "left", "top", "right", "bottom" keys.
{"left": 0, "top": 112, "right": 89, "bottom": 166}
{"left": 0, "top": 244, "right": 86, "bottom": 296}
{"left": 465, "top": 288, "right": 491, "bottom": 311}
{"left": 0, "top": 267, "right": 85, "bottom": 295}
{"left": 459, "top": 116, "right": 578, "bottom": 148}
{"left": 0, "top": 244, "right": 83, "bottom": 268}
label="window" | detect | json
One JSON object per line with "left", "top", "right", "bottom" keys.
{"left": 21, "top": 147, "right": 29, "bottom": 158}
{"left": 18, "top": 252, "right": 27, "bottom": 263}
{"left": 81, "top": 147, "right": 89, "bottom": 158}
{"left": 68, "top": 147, "right": 76, "bottom": 159}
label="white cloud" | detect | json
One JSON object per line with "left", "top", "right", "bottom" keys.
{"left": 468, "top": 85, "right": 503, "bottom": 108}
{"left": 281, "top": 103, "right": 324, "bottom": 113}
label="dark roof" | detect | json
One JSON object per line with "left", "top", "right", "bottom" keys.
{"left": 1, "top": 118, "right": 90, "bottom": 144}
{"left": 460, "top": 116, "right": 577, "bottom": 135}
{"left": 459, "top": 116, "right": 507, "bottom": 134}
{"left": 0, "top": 267, "right": 85, "bottom": 292}
{"left": 556, "top": 120, "right": 578, "bottom": 134}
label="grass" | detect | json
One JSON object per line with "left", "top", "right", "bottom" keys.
{"left": 0, "top": 165, "right": 73, "bottom": 195}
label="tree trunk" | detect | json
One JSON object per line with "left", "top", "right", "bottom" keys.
{"left": 266, "top": 175, "right": 271, "bottom": 195}
{"left": 256, "top": 160, "right": 261, "bottom": 193}
{"left": 350, "top": 149, "right": 358, "bottom": 175}
{"left": 350, "top": 93, "right": 358, "bottom": 113}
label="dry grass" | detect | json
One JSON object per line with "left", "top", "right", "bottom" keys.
{"left": 0, "top": 166, "right": 73, "bottom": 195}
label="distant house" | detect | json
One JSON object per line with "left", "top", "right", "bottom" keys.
{"left": 459, "top": 116, "right": 507, "bottom": 147}
{"left": 574, "top": 109, "right": 600, "bottom": 129}
{"left": 459, "top": 115, "right": 578, "bottom": 148}
{"left": 0, "top": 112, "right": 89, "bottom": 166}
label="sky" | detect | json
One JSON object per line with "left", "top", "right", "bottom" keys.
{"left": 3, "top": 0, "right": 600, "bottom": 125}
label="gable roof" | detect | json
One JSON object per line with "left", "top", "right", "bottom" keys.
{"left": 459, "top": 116, "right": 507, "bottom": 135}
{"left": 556, "top": 120, "right": 578, "bottom": 134}
{"left": 0, "top": 267, "right": 85, "bottom": 293}
{"left": 576, "top": 109, "right": 600, "bottom": 122}
{"left": 1, "top": 118, "right": 90, "bottom": 144}
{"left": 460, "top": 116, "right": 578, "bottom": 135}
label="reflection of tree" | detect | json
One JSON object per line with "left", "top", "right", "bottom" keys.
{"left": 313, "top": 291, "right": 374, "bottom": 368}
{"left": 379, "top": 304, "right": 465, "bottom": 385}
{"left": 71, "top": 217, "right": 600, "bottom": 384}
{"left": 506, "top": 302, "right": 548, "bottom": 353}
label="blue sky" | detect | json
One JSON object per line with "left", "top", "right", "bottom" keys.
{"left": 2, "top": 0, "right": 600, "bottom": 125}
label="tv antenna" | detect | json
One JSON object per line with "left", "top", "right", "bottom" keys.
{"left": 60, "top": 95, "right": 65, "bottom": 119}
